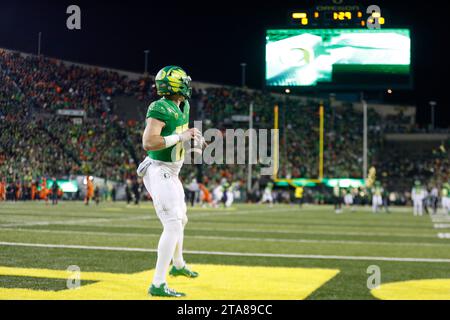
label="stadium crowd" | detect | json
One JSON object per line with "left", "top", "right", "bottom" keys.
{"left": 1, "top": 49, "right": 449, "bottom": 205}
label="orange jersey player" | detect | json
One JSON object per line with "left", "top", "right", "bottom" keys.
{"left": 15, "top": 182, "right": 21, "bottom": 200}
{"left": 31, "top": 182, "right": 37, "bottom": 200}
{"left": 85, "top": 176, "right": 94, "bottom": 205}
{"left": 40, "top": 178, "right": 49, "bottom": 203}
{"left": 0, "top": 179, "right": 5, "bottom": 201}
{"left": 199, "top": 183, "right": 212, "bottom": 206}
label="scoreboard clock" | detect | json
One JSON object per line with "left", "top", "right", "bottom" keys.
{"left": 290, "top": 2, "right": 385, "bottom": 28}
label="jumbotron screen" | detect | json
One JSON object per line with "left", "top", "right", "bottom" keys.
{"left": 265, "top": 28, "right": 411, "bottom": 89}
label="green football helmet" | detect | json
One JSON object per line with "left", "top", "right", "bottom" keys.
{"left": 155, "top": 66, "right": 192, "bottom": 99}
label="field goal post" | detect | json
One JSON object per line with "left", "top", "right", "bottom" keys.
{"left": 273, "top": 101, "right": 325, "bottom": 187}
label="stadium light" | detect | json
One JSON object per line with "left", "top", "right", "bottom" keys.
{"left": 429, "top": 101, "right": 437, "bottom": 129}
{"left": 38, "top": 32, "right": 42, "bottom": 56}
{"left": 241, "top": 63, "right": 247, "bottom": 87}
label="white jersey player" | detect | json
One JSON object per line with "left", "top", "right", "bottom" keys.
{"left": 344, "top": 188, "right": 355, "bottom": 211}
{"left": 441, "top": 183, "right": 450, "bottom": 214}
{"left": 223, "top": 182, "right": 234, "bottom": 208}
{"left": 372, "top": 183, "right": 383, "bottom": 213}
{"left": 411, "top": 181, "right": 426, "bottom": 216}
{"left": 261, "top": 182, "right": 274, "bottom": 207}
{"left": 212, "top": 184, "right": 224, "bottom": 208}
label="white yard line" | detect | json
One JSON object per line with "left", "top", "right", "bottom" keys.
{"left": 0, "top": 207, "right": 440, "bottom": 239}
{"left": 0, "top": 206, "right": 433, "bottom": 231}
{"left": 0, "top": 208, "right": 299, "bottom": 228}
{"left": 187, "top": 208, "right": 300, "bottom": 218}
{"left": 0, "top": 207, "right": 287, "bottom": 228}
{"left": 0, "top": 215, "right": 153, "bottom": 228}
{"left": 432, "top": 218, "right": 450, "bottom": 222}
{"left": 433, "top": 224, "right": 450, "bottom": 229}
{"left": 1, "top": 241, "right": 449, "bottom": 263}
{"left": 170, "top": 226, "right": 438, "bottom": 239}
{"left": 0, "top": 227, "right": 449, "bottom": 248}
{"left": 46, "top": 223, "right": 437, "bottom": 239}
{"left": 427, "top": 213, "right": 450, "bottom": 239}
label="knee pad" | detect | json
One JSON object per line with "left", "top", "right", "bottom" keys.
{"left": 155, "top": 200, "right": 187, "bottom": 225}
{"left": 163, "top": 219, "right": 183, "bottom": 235}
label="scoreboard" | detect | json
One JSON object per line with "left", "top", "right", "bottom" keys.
{"left": 265, "top": 28, "right": 411, "bottom": 89}
{"left": 264, "top": 1, "right": 411, "bottom": 91}
{"left": 289, "top": 3, "right": 385, "bottom": 28}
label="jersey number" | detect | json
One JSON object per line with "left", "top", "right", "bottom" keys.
{"left": 175, "top": 124, "right": 189, "bottom": 161}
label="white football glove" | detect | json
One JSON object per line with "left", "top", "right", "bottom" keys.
{"left": 195, "top": 135, "right": 208, "bottom": 149}
{"left": 178, "top": 128, "right": 201, "bottom": 142}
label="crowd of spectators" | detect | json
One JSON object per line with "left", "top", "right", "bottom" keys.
{"left": 1, "top": 50, "right": 448, "bottom": 196}
{"left": 377, "top": 141, "right": 450, "bottom": 191}
{"left": 0, "top": 50, "right": 139, "bottom": 182}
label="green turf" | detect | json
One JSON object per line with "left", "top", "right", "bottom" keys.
{"left": 0, "top": 202, "right": 449, "bottom": 299}
{"left": 0, "top": 275, "right": 96, "bottom": 291}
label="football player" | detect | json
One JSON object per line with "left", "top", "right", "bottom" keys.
{"left": 371, "top": 181, "right": 383, "bottom": 213}
{"left": 139, "top": 66, "right": 202, "bottom": 297}
{"left": 333, "top": 184, "right": 343, "bottom": 214}
{"left": 441, "top": 182, "right": 450, "bottom": 215}
{"left": 212, "top": 182, "right": 224, "bottom": 208}
{"left": 344, "top": 188, "right": 354, "bottom": 212}
{"left": 260, "top": 182, "right": 274, "bottom": 207}
{"left": 411, "top": 180, "right": 426, "bottom": 216}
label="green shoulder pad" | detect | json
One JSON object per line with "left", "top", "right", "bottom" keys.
{"left": 146, "top": 100, "right": 172, "bottom": 122}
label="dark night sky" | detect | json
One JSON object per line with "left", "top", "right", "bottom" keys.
{"left": 0, "top": 0, "right": 449, "bottom": 127}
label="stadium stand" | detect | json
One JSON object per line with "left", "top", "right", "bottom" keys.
{"left": 1, "top": 49, "right": 449, "bottom": 202}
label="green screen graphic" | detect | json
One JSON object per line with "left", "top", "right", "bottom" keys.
{"left": 40, "top": 180, "right": 79, "bottom": 193}
{"left": 265, "top": 28, "right": 411, "bottom": 88}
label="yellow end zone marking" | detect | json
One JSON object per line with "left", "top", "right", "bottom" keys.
{"left": 371, "top": 279, "right": 450, "bottom": 300}
{"left": 0, "top": 265, "right": 339, "bottom": 300}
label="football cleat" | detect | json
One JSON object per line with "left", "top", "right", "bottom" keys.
{"left": 148, "top": 283, "right": 186, "bottom": 297}
{"left": 169, "top": 265, "right": 199, "bottom": 278}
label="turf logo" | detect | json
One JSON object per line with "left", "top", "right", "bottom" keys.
{"left": 0, "top": 265, "right": 339, "bottom": 300}
{"left": 371, "top": 279, "right": 450, "bottom": 300}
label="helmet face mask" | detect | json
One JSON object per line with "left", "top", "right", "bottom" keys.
{"left": 155, "top": 66, "right": 192, "bottom": 99}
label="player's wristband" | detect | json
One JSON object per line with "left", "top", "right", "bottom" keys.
{"left": 163, "top": 134, "right": 181, "bottom": 148}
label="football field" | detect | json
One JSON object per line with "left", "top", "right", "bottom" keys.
{"left": 0, "top": 202, "right": 450, "bottom": 300}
